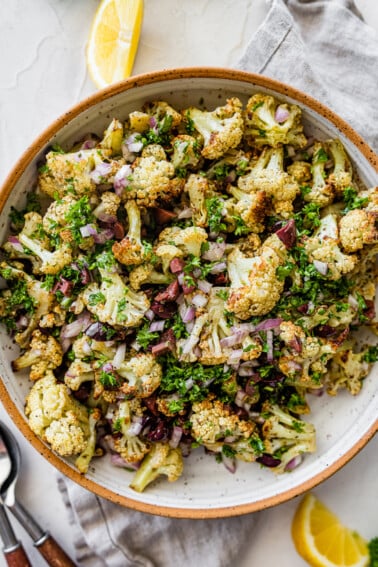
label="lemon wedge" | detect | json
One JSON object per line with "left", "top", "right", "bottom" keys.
{"left": 292, "top": 493, "right": 369, "bottom": 567}
{"left": 86, "top": 0, "right": 143, "bottom": 89}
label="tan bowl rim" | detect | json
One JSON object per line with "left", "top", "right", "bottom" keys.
{"left": 1, "top": 67, "right": 377, "bottom": 519}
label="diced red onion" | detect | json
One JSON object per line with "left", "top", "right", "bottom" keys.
{"left": 130, "top": 339, "right": 142, "bottom": 351}
{"left": 169, "top": 426, "right": 183, "bottom": 449}
{"left": 180, "top": 304, "right": 196, "bottom": 323}
{"left": 102, "top": 362, "right": 113, "bottom": 373}
{"left": 176, "top": 207, "right": 193, "bottom": 219}
{"left": 80, "top": 224, "right": 97, "bottom": 238}
{"left": 113, "top": 164, "right": 132, "bottom": 195}
{"left": 266, "top": 330, "right": 274, "bottom": 362}
{"left": 80, "top": 138, "right": 98, "bottom": 150}
{"left": 113, "top": 343, "right": 126, "bottom": 369}
{"left": 196, "top": 279, "right": 213, "bottom": 294}
{"left": 285, "top": 455, "right": 303, "bottom": 471}
{"left": 313, "top": 260, "right": 328, "bottom": 275}
{"left": 227, "top": 349, "right": 243, "bottom": 365}
{"left": 222, "top": 455, "right": 236, "bottom": 474}
{"left": 255, "top": 318, "right": 283, "bottom": 332}
{"left": 185, "top": 378, "right": 194, "bottom": 390}
{"left": 209, "top": 262, "right": 227, "bottom": 274}
{"left": 7, "top": 236, "right": 24, "bottom": 252}
{"left": 220, "top": 330, "right": 249, "bottom": 348}
{"left": 231, "top": 323, "right": 256, "bottom": 334}
{"left": 185, "top": 320, "right": 195, "bottom": 333}
{"left": 149, "top": 116, "right": 157, "bottom": 128}
{"left": 145, "top": 309, "right": 155, "bottom": 321}
{"left": 93, "top": 228, "right": 114, "bottom": 244}
{"left": 128, "top": 421, "right": 143, "bottom": 437}
{"left": 128, "top": 141, "right": 143, "bottom": 153}
{"left": 201, "top": 241, "right": 226, "bottom": 262}
{"left": 235, "top": 389, "right": 247, "bottom": 407}
{"left": 275, "top": 105, "right": 290, "bottom": 123}
{"left": 110, "top": 453, "right": 139, "bottom": 470}
{"left": 149, "top": 320, "right": 165, "bottom": 332}
{"left": 61, "top": 319, "right": 86, "bottom": 339}
{"left": 90, "top": 162, "right": 113, "bottom": 184}
{"left": 347, "top": 295, "right": 359, "bottom": 309}
{"left": 191, "top": 293, "right": 208, "bottom": 308}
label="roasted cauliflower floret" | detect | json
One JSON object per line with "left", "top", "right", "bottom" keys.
{"left": 3, "top": 212, "right": 48, "bottom": 273}
{"left": 18, "top": 232, "right": 72, "bottom": 275}
{"left": 11, "top": 329, "right": 63, "bottom": 381}
{"left": 186, "top": 97, "right": 244, "bottom": 160}
{"left": 261, "top": 403, "right": 316, "bottom": 473}
{"left": 129, "top": 100, "right": 182, "bottom": 133}
{"left": 25, "top": 371, "right": 90, "bottom": 456}
{"left": 75, "top": 408, "right": 103, "bottom": 474}
{"left": 244, "top": 93, "right": 307, "bottom": 148}
{"left": 237, "top": 147, "right": 299, "bottom": 217}
{"left": 327, "top": 139, "right": 353, "bottom": 195}
{"left": 304, "top": 214, "right": 357, "bottom": 280}
{"left": 226, "top": 246, "right": 284, "bottom": 319}
{"left": 0, "top": 262, "right": 54, "bottom": 348}
{"left": 184, "top": 173, "right": 216, "bottom": 228}
{"left": 199, "top": 288, "right": 233, "bottom": 365}
{"left": 82, "top": 251, "right": 150, "bottom": 328}
{"left": 112, "top": 200, "right": 147, "bottom": 266}
{"left": 287, "top": 161, "right": 312, "bottom": 185}
{"left": 326, "top": 347, "right": 371, "bottom": 396}
{"left": 38, "top": 148, "right": 111, "bottom": 198}
{"left": 190, "top": 394, "right": 254, "bottom": 445}
{"left": 339, "top": 209, "right": 378, "bottom": 253}
{"left": 279, "top": 331, "right": 337, "bottom": 389}
{"left": 93, "top": 191, "right": 121, "bottom": 222}
{"left": 130, "top": 442, "right": 184, "bottom": 492}
{"left": 118, "top": 353, "right": 162, "bottom": 398}
{"left": 123, "top": 153, "right": 184, "bottom": 207}
{"left": 42, "top": 195, "right": 79, "bottom": 235}
{"left": 171, "top": 135, "right": 201, "bottom": 172}
{"left": 158, "top": 225, "right": 208, "bottom": 258}
{"left": 228, "top": 186, "right": 268, "bottom": 232}
{"left": 111, "top": 399, "right": 150, "bottom": 464}
{"left": 64, "top": 359, "right": 95, "bottom": 391}
{"left": 98, "top": 118, "right": 124, "bottom": 155}
{"left": 303, "top": 143, "right": 335, "bottom": 207}
{"left": 129, "top": 263, "right": 173, "bottom": 290}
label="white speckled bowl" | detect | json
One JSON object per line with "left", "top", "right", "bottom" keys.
{"left": 0, "top": 69, "right": 377, "bottom": 518}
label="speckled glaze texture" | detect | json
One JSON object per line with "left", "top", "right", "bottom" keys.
{"left": 0, "top": 69, "right": 377, "bottom": 518}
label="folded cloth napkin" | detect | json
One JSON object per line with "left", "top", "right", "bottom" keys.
{"left": 58, "top": 1, "right": 378, "bottom": 565}
{"left": 237, "top": 0, "right": 378, "bottom": 151}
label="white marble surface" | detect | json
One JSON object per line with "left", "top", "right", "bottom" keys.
{"left": 0, "top": 1, "right": 377, "bottom": 565}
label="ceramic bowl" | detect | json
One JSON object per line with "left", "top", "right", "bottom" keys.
{"left": 0, "top": 68, "right": 377, "bottom": 518}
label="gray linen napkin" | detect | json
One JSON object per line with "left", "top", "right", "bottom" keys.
{"left": 238, "top": 0, "right": 378, "bottom": 152}
{"left": 58, "top": 1, "right": 378, "bottom": 566}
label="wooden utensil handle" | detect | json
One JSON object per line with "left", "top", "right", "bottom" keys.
{"left": 3, "top": 543, "right": 31, "bottom": 567}
{"left": 35, "top": 534, "right": 76, "bottom": 567}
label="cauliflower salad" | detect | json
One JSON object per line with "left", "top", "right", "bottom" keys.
{"left": 1, "top": 93, "right": 377, "bottom": 492}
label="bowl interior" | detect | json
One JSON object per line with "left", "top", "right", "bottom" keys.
{"left": 0, "top": 70, "right": 377, "bottom": 517}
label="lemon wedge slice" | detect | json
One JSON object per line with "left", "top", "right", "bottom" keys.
{"left": 292, "top": 493, "right": 369, "bottom": 567}
{"left": 86, "top": 0, "right": 143, "bottom": 89}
